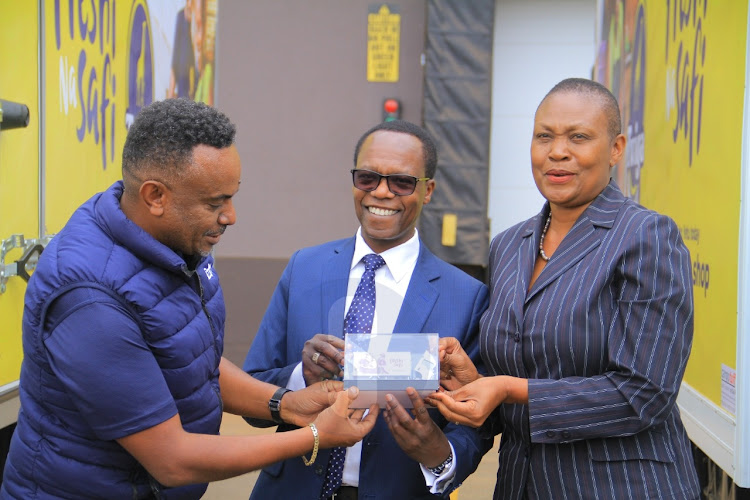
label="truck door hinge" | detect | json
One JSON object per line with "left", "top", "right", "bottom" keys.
{"left": 0, "top": 234, "right": 53, "bottom": 294}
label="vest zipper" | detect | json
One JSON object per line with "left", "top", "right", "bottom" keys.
{"left": 196, "top": 273, "right": 224, "bottom": 414}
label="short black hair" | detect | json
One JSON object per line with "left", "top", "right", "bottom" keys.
{"left": 122, "top": 98, "right": 236, "bottom": 180}
{"left": 541, "top": 78, "right": 622, "bottom": 139}
{"left": 353, "top": 120, "right": 438, "bottom": 178}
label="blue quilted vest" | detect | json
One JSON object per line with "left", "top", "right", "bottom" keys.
{"left": 2, "top": 182, "right": 225, "bottom": 499}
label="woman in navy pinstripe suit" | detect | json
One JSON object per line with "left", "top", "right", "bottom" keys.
{"left": 428, "top": 78, "right": 700, "bottom": 499}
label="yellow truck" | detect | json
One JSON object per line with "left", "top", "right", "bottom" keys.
{"left": 0, "top": 2, "right": 42, "bottom": 459}
{"left": 595, "top": 1, "right": 750, "bottom": 495}
{"left": 0, "top": 0, "right": 217, "bottom": 468}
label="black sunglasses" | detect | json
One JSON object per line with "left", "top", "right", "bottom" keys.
{"left": 351, "top": 169, "right": 430, "bottom": 196}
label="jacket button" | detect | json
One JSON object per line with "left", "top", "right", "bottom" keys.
{"left": 514, "top": 332, "right": 521, "bottom": 342}
{"left": 315, "top": 466, "right": 324, "bottom": 475}
{"left": 561, "top": 431, "right": 571, "bottom": 440}
{"left": 545, "top": 430, "right": 555, "bottom": 438}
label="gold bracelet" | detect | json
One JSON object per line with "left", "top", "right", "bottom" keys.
{"left": 301, "top": 423, "right": 319, "bottom": 466}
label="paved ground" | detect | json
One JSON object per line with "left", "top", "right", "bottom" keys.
{"left": 204, "top": 413, "right": 501, "bottom": 499}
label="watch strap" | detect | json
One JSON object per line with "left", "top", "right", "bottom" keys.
{"left": 269, "top": 387, "right": 292, "bottom": 424}
{"left": 427, "top": 451, "right": 454, "bottom": 476}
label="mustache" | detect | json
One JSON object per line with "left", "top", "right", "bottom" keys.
{"left": 204, "top": 226, "right": 227, "bottom": 237}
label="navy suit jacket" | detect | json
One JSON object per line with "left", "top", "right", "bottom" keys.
{"left": 243, "top": 236, "right": 491, "bottom": 499}
{"left": 481, "top": 182, "right": 700, "bottom": 499}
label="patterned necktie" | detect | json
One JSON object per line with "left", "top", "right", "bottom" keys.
{"left": 320, "top": 253, "right": 385, "bottom": 499}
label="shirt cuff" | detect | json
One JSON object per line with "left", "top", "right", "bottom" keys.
{"left": 420, "top": 441, "right": 457, "bottom": 494}
{"left": 288, "top": 362, "right": 306, "bottom": 390}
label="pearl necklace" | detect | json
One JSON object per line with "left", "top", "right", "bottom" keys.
{"left": 539, "top": 213, "right": 551, "bottom": 262}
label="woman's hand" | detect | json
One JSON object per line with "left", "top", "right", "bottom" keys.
{"left": 425, "top": 376, "right": 524, "bottom": 428}
{"left": 438, "top": 337, "right": 480, "bottom": 391}
{"left": 313, "top": 386, "right": 379, "bottom": 448}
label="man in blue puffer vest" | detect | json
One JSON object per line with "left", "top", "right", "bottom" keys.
{"left": 0, "top": 99, "right": 378, "bottom": 499}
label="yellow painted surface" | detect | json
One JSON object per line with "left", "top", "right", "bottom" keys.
{"left": 641, "top": 1, "right": 746, "bottom": 410}
{"left": 42, "top": 0, "right": 220, "bottom": 233}
{"left": 442, "top": 213, "right": 458, "bottom": 247}
{"left": 42, "top": 0, "right": 132, "bottom": 233}
{"left": 595, "top": 0, "right": 747, "bottom": 411}
{"left": 0, "top": 1, "right": 40, "bottom": 386}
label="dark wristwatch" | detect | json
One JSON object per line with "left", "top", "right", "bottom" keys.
{"left": 268, "top": 387, "right": 292, "bottom": 424}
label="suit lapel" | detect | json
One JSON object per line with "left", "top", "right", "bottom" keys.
{"left": 393, "top": 243, "right": 439, "bottom": 333}
{"left": 322, "top": 237, "right": 356, "bottom": 338}
{"left": 515, "top": 219, "right": 539, "bottom": 321}
{"left": 527, "top": 181, "right": 625, "bottom": 302}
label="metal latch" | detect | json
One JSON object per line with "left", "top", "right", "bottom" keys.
{"left": 0, "top": 234, "right": 53, "bottom": 294}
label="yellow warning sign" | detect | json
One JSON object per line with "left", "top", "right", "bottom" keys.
{"left": 367, "top": 5, "right": 400, "bottom": 82}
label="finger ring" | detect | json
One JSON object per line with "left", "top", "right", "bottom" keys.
{"left": 312, "top": 352, "right": 321, "bottom": 364}
{"left": 417, "top": 407, "right": 427, "bottom": 414}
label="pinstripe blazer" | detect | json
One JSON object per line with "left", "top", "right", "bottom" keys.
{"left": 481, "top": 182, "right": 700, "bottom": 499}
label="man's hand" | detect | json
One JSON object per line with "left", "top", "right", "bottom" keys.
{"left": 280, "top": 379, "right": 342, "bottom": 427}
{"left": 382, "top": 387, "right": 451, "bottom": 468}
{"left": 302, "top": 334, "right": 345, "bottom": 385}
{"left": 438, "top": 337, "right": 480, "bottom": 391}
{"left": 314, "top": 387, "right": 380, "bottom": 448}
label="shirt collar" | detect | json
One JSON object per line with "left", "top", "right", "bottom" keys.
{"left": 352, "top": 228, "right": 420, "bottom": 284}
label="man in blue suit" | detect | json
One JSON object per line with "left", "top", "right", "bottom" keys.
{"left": 243, "top": 120, "right": 492, "bottom": 499}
